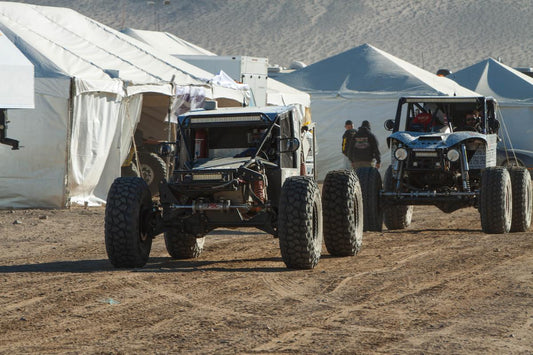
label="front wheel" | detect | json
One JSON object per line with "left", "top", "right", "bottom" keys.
{"left": 278, "top": 176, "right": 323, "bottom": 269}
{"left": 508, "top": 166, "right": 532, "bottom": 232}
{"left": 479, "top": 167, "right": 512, "bottom": 234}
{"left": 105, "top": 177, "right": 153, "bottom": 268}
{"left": 322, "top": 170, "right": 363, "bottom": 256}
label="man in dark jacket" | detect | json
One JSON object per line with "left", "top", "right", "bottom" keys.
{"left": 342, "top": 120, "right": 357, "bottom": 167}
{"left": 350, "top": 120, "right": 381, "bottom": 168}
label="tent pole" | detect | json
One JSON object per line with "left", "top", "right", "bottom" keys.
{"left": 65, "top": 78, "right": 75, "bottom": 209}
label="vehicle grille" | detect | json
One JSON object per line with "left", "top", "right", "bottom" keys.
{"left": 407, "top": 150, "right": 443, "bottom": 170}
{"left": 175, "top": 170, "right": 233, "bottom": 183}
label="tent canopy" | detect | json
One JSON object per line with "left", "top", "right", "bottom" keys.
{"left": 452, "top": 58, "right": 533, "bottom": 104}
{"left": 0, "top": 30, "right": 33, "bottom": 108}
{"left": 0, "top": 2, "right": 248, "bottom": 102}
{"left": 280, "top": 43, "right": 476, "bottom": 97}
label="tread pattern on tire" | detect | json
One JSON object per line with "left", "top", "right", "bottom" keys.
{"left": 322, "top": 170, "right": 363, "bottom": 256}
{"left": 105, "top": 177, "right": 152, "bottom": 268}
{"left": 164, "top": 231, "right": 205, "bottom": 259}
{"left": 479, "top": 167, "right": 512, "bottom": 234}
{"left": 508, "top": 166, "right": 532, "bottom": 232}
{"left": 356, "top": 167, "right": 383, "bottom": 231}
{"left": 278, "top": 176, "right": 323, "bottom": 269}
{"left": 383, "top": 166, "right": 413, "bottom": 230}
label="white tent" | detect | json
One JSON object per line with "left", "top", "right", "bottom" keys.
{"left": 122, "top": 28, "right": 310, "bottom": 112}
{"left": 277, "top": 43, "right": 478, "bottom": 179}
{"left": 0, "top": 3, "right": 249, "bottom": 208}
{"left": 451, "top": 58, "right": 533, "bottom": 151}
{"left": 0, "top": 30, "right": 33, "bottom": 108}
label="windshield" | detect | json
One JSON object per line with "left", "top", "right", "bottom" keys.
{"left": 395, "top": 98, "right": 495, "bottom": 134}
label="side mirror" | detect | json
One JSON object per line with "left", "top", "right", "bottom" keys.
{"left": 280, "top": 137, "right": 301, "bottom": 153}
{"left": 384, "top": 119, "right": 395, "bottom": 131}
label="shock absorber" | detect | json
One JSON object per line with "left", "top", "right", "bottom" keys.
{"left": 460, "top": 144, "right": 470, "bottom": 192}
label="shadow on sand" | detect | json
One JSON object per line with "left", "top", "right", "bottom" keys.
{"left": 0, "top": 256, "right": 290, "bottom": 274}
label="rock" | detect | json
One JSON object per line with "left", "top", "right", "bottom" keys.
{"left": 13, "top": 220, "right": 22, "bottom": 225}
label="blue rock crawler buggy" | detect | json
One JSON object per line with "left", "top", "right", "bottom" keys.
{"left": 358, "top": 96, "right": 532, "bottom": 234}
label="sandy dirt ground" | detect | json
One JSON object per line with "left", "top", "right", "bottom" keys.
{"left": 0, "top": 205, "right": 532, "bottom": 354}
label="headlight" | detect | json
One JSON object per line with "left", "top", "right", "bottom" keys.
{"left": 394, "top": 147, "right": 408, "bottom": 161}
{"left": 446, "top": 149, "right": 460, "bottom": 162}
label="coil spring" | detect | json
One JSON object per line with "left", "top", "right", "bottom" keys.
{"left": 252, "top": 180, "right": 265, "bottom": 202}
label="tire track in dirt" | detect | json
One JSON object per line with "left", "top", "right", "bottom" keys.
{"left": 1, "top": 206, "right": 532, "bottom": 353}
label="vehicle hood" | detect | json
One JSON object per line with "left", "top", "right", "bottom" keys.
{"left": 192, "top": 156, "right": 251, "bottom": 170}
{"left": 388, "top": 131, "right": 488, "bottom": 149}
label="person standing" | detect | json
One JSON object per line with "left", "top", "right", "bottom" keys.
{"left": 342, "top": 120, "right": 357, "bottom": 168}
{"left": 350, "top": 120, "right": 381, "bottom": 169}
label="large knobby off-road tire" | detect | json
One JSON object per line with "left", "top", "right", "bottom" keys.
{"left": 383, "top": 166, "right": 413, "bottom": 230}
{"left": 164, "top": 232, "right": 205, "bottom": 259}
{"left": 139, "top": 151, "right": 167, "bottom": 196}
{"left": 508, "top": 166, "right": 532, "bottom": 232}
{"left": 322, "top": 170, "right": 363, "bottom": 256}
{"left": 479, "top": 167, "right": 512, "bottom": 234}
{"left": 356, "top": 167, "right": 383, "bottom": 231}
{"left": 105, "top": 177, "right": 153, "bottom": 268}
{"left": 278, "top": 176, "right": 323, "bottom": 269}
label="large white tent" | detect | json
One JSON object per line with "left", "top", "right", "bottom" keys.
{"left": 277, "top": 43, "right": 477, "bottom": 179}
{"left": 122, "top": 28, "right": 310, "bottom": 112}
{"left": 451, "top": 58, "right": 533, "bottom": 151}
{"left": 0, "top": 2, "right": 249, "bottom": 208}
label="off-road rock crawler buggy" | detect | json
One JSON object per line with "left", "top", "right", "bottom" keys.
{"left": 105, "top": 106, "right": 364, "bottom": 269}
{"left": 358, "top": 96, "right": 532, "bottom": 234}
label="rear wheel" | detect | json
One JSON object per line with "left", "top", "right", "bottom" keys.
{"left": 383, "top": 166, "right": 413, "bottom": 230}
{"left": 138, "top": 151, "right": 167, "bottom": 196}
{"left": 356, "top": 167, "right": 383, "bottom": 231}
{"left": 508, "top": 166, "right": 532, "bottom": 232}
{"left": 479, "top": 167, "right": 512, "bottom": 234}
{"left": 322, "top": 170, "right": 363, "bottom": 256}
{"left": 105, "top": 177, "right": 153, "bottom": 268}
{"left": 164, "top": 231, "right": 205, "bottom": 259}
{"left": 278, "top": 176, "right": 323, "bottom": 269}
